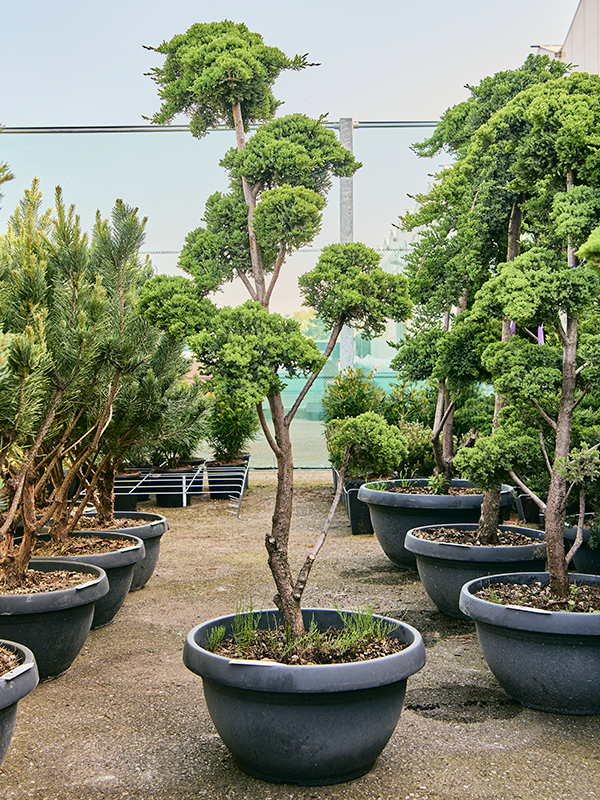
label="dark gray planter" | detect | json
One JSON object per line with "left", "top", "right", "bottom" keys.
{"left": 357, "top": 479, "right": 514, "bottom": 570}
{"left": 183, "top": 608, "right": 426, "bottom": 785}
{"left": 405, "top": 524, "right": 547, "bottom": 618}
{"left": 0, "top": 640, "right": 39, "bottom": 766}
{"left": 459, "top": 572, "right": 600, "bottom": 714}
{"left": 332, "top": 469, "right": 374, "bottom": 535}
{"left": 564, "top": 525, "right": 600, "bottom": 574}
{"left": 0, "top": 560, "right": 108, "bottom": 681}
{"left": 83, "top": 511, "right": 169, "bottom": 592}
{"left": 52, "top": 532, "right": 144, "bottom": 628}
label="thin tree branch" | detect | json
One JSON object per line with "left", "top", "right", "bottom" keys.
{"left": 572, "top": 383, "right": 591, "bottom": 412}
{"left": 285, "top": 320, "right": 343, "bottom": 425}
{"left": 530, "top": 399, "right": 557, "bottom": 431}
{"left": 522, "top": 327, "right": 540, "bottom": 343}
{"left": 257, "top": 402, "right": 281, "bottom": 457}
{"left": 235, "top": 269, "right": 258, "bottom": 301}
{"left": 292, "top": 448, "right": 351, "bottom": 602}
{"left": 432, "top": 400, "right": 455, "bottom": 441}
{"left": 265, "top": 246, "right": 287, "bottom": 306}
{"left": 508, "top": 469, "right": 547, "bottom": 511}
{"left": 539, "top": 427, "right": 553, "bottom": 474}
{"left": 565, "top": 487, "right": 585, "bottom": 565}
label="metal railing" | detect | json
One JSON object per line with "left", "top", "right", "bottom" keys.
{"left": 114, "top": 461, "right": 249, "bottom": 518}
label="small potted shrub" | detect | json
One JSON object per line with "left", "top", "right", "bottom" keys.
{"left": 326, "top": 412, "right": 408, "bottom": 534}
{"left": 203, "top": 393, "right": 260, "bottom": 499}
{"left": 204, "top": 394, "right": 260, "bottom": 499}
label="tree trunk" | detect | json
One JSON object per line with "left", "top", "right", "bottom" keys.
{"left": 545, "top": 314, "right": 578, "bottom": 597}
{"left": 482, "top": 196, "right": 524, "bottom": 543}
{"left": 264, "top": 391, "right": 305, "bottom": 639}
{"left": 477, "top": 486, "right": 501, "bottom": 545}
{"left": 231, "top": 101, "right": 267, "bottom": 304}
{"left": 95, "top": 461, "right": 117, "bottom": 526}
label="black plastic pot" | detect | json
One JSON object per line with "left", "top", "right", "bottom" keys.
{"left": 358, "top": 479, "right": 514, "bottom": 570}
{"left": 48, "top": 532, "right": 144, "bottom": 628}
{"left": 183, "top": 608, "right": 426, "bottom": 785}
{"left": 405, "top": 524, "right": 547, "bottom": 618}
{"left": 564, "top": 525, "right": 600, "bottom": 574}
{"left": 0, "top": 560, "right": 108, "bottom": 681}
{"left": 332, "top": 469, "right": 373, "bottom": 535}
{"left": 0, "top": 640, "right": 39, "bottom": 766}
{"left": 151, "top": 467, "right": 199, "bottom": 507}
{"left": 83, "top": 511, "right": 168, "bottom": 592}
{"left": 459, "top": 571, "right": 600, "bottom": 714}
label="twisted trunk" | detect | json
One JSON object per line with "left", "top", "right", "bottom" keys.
{"left": 264, "top": 391, "right": 304, "bottom": 639}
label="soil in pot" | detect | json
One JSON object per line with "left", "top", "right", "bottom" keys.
{"left": 0, "top": 560, "right": 108, "bottom": 681}
{"left": 459, "top": 571, "right": 600, "bottom": 714}
{"left": 183, "top": 608, "right": 426, "bottom": 786}
{"left": 405, "top": 523, "right": 546, "bottom": 619}
{"left": 35, "top": 532, "right": 144, "bottom": 629}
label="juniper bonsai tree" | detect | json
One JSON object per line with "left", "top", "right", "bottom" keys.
{"left": 142, "top": 22, "right": 413, "bottom": 639}
{"left": 454, "top": 72, "right": 600, "bottom": 593}
{"left": 396, "top": 56, "right": 574, "bottom": 538}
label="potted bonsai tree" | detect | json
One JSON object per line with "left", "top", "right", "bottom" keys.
{"left": 0, "top": 182, "right": 114, "bottom": 677}
{"left": 361, "top": 57, "right": 574, "bottom": 581}
{"left": 454, "top": 70, "right": 600, "bottom": 714}
{"left": 142, "top": 21, "right": 424, "bottom": 784}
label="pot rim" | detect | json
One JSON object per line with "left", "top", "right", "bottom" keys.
{"left": 358, "top": 479, "right": 514, "bottom": 510}
{"left": 0, "top": 559, "right": 109, "bottom": 613}
{"left": 82, "top": 510, "right": 169, "bottom": 536}
{"left": 459, "top": 571, "right": 600, "bottom": 634}
{"left": 0, "top": 639, "right": 39, "bottom": 709}
{"left": 44, "top": 531, "right": 145, "bottom": 568}
{"left": 183, "top": 607, "right": 426, "bottom": 694}
{"left": 405, "top": 524, "right": 546, "bottom": 562}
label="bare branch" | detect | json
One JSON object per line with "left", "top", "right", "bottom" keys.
{"left": 539, "top": 427, "right": 552, "bottom": 474}
{"left": 265, "top": 246, "right": 287, "bottom": 306}
{"left": 432, "top": 400, "right": 455, "bottom": 441}
{"left": 572, "top": 382, "right": 591, "bottom": 412}
{"left": 508, "top": 469, "right": 547, "bottom": 511}
{"left": 566, "top": 487, "right": 586, "bottom": 565}
{"left": 292, "top": 448, "right": 351, "bottom": 602}
{"left": 522, "top": 327, "right": 539, "bottom": 343}
{"left": 285, "top": 320, "right": 343, "bottom": 424}
{"left": 235, "top": 269, "right": 258, "bottom": 301}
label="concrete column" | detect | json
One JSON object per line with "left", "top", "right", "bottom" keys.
{"left": 339, "top": 117, "right": 354, "bottom": 371}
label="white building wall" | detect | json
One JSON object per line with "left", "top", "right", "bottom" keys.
{"left": 559, "top": 0, "right": 600, "bottom": 75}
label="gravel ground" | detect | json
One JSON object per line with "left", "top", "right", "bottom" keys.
{"left": 1, "top": 470, "right": 599, "bottom": 800}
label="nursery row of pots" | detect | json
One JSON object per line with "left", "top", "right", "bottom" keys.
{"left": 178, "top": 476, "right": 600, "bottom": 787}
{"left": 0, "top": 511, "right": 168, "bottom": 767}
{"left": 352, "top": 478, "right": 600, "bottom": 717}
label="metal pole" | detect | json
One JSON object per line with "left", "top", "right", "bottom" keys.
{"left": 339, "top": 118, "right": 354, "bottom": 371}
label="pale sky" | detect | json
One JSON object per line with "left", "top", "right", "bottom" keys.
{"left": 0, "top": 0, "right": 580, "bottom": 313}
